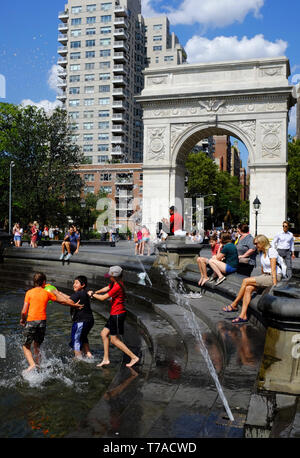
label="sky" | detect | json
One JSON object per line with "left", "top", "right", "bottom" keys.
{"left": 0, "top": 0, "right": 299, "bottom": 166}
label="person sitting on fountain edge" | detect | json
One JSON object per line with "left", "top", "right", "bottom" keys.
{"left": 207, "top": 232, "right": 239, "bottom": 285}
{"left": 60, "top": 225, "right": 80, "bottom": 261}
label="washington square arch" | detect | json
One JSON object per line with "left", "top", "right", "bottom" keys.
{"left": 136, "top": 56, "right": 297, "bottom": 238}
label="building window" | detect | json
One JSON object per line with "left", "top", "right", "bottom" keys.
{"left": 69, "top": 99, "right": 80, "bottom": 106}
{"left": 164, "top": 55, "right": 174, "bottom": 62}
{"left": 69, "top": 75, "right": 80, "bottom": 82}
{"left": 86, "top": 51, "right": 95, "bottom": 58}
{"left": 71, "top": 18, "right": 82, "bottom": 25}
{"left": 99, "top": 97, "right": 110, "bottom": 105}
{"left": 153, "top": 46, "right": 162, "bottom": 51}
{"left": 71, "top": 134, "right": 79, "bottom": 142}
{"left": 83, "top": 145, "right": 93, "bottom": 152}
{"left": 100, "top": 26, "right": 111, "bottom": 34}
{"left": 100, "top": 185, "right": 112, "bottom": 193}
{"left": 99, "top": 61, "right": 110, "bottom": 69}
{"left": 100, "top": 173, "right": 112, "bottom": 181}
{"left": 70, "top": 64, "right": 81, "bottom": 71}
{"left": 153, "top": 35, "right": 162, "bottom": 41}
{"left": 99, "top": 73, "right": 110, "bottom": 80}
{"left": 70, "top": 52, "right": 81, "bottom": 59}
{"left": 84, "top": 173, "right": 95, "bottom": 182}
{"left": 84, "top": 86, "right": 94, "bottom": 93}
{"left": 71, "top": 6, "right": 82, "bottom": 14}
{"left": 98, "top": 121, "right": 109, "bottom": 129}
{"left": 98, "top": 133, "right": 109, "bottom": 140}
{"left": 86, "top": 4, "right": 96, "bottom": 12}
{"left": 98, "top": 110, "right": 109, "bottom": 117}
{"left": 98, "top": 144, "right": 109, "bottom": 152}
{"left": 101, "top": 2, "right": 112, "bottom": 11}
{"left": 100, "top": 38, "right": 111, "bottom": 46}
{"left": 71, "top": 40, "right": 81, "bottom": 48}
{"left": 86, "top": 39, "right": 95, "bottom": 47}
{"left": 69, "top": 111, "right": 80, "bottom": 119}
{"left": 84, "top": 185, "right": 95, "bottom": 194}
{"left": 100, "top": 49, "right": 111, "bottom": 57}
{"left": 71, "top": 29, "right": 82, "bottom": 37}
{"left": 84, "top": 98, "right": 94, "bottom": 106}
{"left": 153, "top": 24, "right": 162, "bottom": 30}
{"left": 99, "top": 84, "right": 110, "bottom": 92}
{"left": 100, "top": 15, "right": 111, "bottom": 23}
{"left": 98, "top": 156, "right": 109, "bottom": 164}
{"left": 86, "top": 27, "right": 96, "bottom": 35}
{"left": 86, "top": 17, "right": 96, "bottom": 24}
{"left": 70, "top": 123, "right": 79, "bottom": 130}
{"left": 69, "top": 87, "right": 80, "bottom": 94}
{"left": 83, "top": 122, "right": 94, "bottom": 130}
{"left": 85, "top": 62, "right": 95, "bottom": 70}
{"left": 85, "top": 74, "right": 95, "bottom": 81}
{"left": 83, "top": 134, "right": 94, "bottom": 141}
{"left": 83, "top": 110, "right": 94, "bottom": 118}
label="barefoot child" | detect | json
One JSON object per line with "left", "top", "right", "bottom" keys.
{"left": 89, "top": 266, "right": 139, "bottom": 368}
{"left": 20, "top": 272, "right": 82, "bottom": 372}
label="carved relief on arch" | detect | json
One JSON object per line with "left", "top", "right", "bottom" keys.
{"left": 260, "top": 121, "right": 282, "bottom": 159}
{"left": 170, "top": 123, "right": 193, "bottom": 150}
{"left": 147, "top": 127, "right": 166, "bottom": 161}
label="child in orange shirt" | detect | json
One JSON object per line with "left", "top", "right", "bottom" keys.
{"left": 20, "top": 272, "right": 81, "bottom": 372}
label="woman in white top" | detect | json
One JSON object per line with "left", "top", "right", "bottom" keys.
{"left": 223, "top": 234, "right": 282, "bottom": 324}
{"left": 13, "top": 223, "right": 23, "bottom": 247}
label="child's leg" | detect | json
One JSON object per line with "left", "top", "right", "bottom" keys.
{"left": 97, "top": 327, "right": 110, "bottom": 366}
{"left": 110, "top": 335, "right": 139, "bottom": 367}
{"left": 33, "top": 342, "right": 41, "bottom": 367}
{"left": 82, "top": 342, "right": 93, "bottom": 358}
{"left": 22, "top": 344, "right": 36, "bottom": 371}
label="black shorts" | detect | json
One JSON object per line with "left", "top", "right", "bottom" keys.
{"left": 23, "top": 320, "right": 46, "bottom": 346}
{"left": 105, "top": 313, "right": 126, "bottom": 336}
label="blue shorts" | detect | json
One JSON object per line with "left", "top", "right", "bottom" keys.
{"left": 226, "top": 264, "right": 237, "bottom": 274}
{"left": 70, "top": 319, "right": 94, "bottom": 351}
{"left": 14, "top": 236, "right": 21, "bottom": 242}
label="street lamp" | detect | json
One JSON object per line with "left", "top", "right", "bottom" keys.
{"left": 9, "top": 161, "right": 15, "bottom": 234}
{"left": 253, "top": 195, "right": 261, "bottom": 236}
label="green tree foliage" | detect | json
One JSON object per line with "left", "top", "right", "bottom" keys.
{"left": 185, "top": 151, "right": 246, "bottom": 226}
{"left": 287, "top": 138, "right": 300, "bottom": 231}
{"left": 0, "top": 103, "right": 84, "bottom": 228}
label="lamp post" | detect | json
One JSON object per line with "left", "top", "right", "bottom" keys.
{"left": 253, "top": 195, "right": 261, "bottom": 236}
{"left": 8, "top": 161, "right": 15, "bottom": 234}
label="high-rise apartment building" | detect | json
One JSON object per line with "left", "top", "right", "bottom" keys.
{"left": 57, "top": 0, "right": 186, "bottom": 166}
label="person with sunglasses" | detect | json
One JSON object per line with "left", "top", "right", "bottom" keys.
{"left": 272, "top": 221, "right": 295, "bottom": 279}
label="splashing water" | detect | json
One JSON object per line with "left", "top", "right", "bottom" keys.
{"left": 162, "top": 268, "right": 234, "bottom": 422}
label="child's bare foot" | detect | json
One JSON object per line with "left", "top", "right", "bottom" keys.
{"left": 198, "top": 278, "right": 203, "bottom": 286}
{"left": 126, "top": 356, "right": 139, "bottom": 368}
{"left": 97, "top": 360, "right": 110, "bottom": 367}
{"left": 85, "top": 352, "right": 93, "bottom": 359}
{"left": 24, "top": 364, "right": 36, "bottom": 373}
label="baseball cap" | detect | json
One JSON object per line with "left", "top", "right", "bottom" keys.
{"left": 104, "top": 265, "right": 123, "bottom": 278}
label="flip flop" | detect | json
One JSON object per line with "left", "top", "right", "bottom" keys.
{"left": 223, "top": 305, "right": 238, "bottom": 312}
{"left": 232, "top": 317, "right": 248, "bottom": 324}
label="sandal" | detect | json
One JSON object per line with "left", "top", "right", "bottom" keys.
{"left": 223, "top": 305, "right": 238, "bottom": 312}
{"left": 232, "top": 316, "right": 248, "bottom": 324}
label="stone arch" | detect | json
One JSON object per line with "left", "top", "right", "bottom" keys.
{"left": 171, "top": 121, "right": 255, "bottom": 168}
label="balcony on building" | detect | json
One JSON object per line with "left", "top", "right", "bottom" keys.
{"left": 58, "top": 57, "right": 67, "bottom": 67}
{"left": 58, "top": 46, "right": 68, "bottom": 56}
{"left": 113, "top": 40, "right": 128, "bottom": 52}
{"left": 113, "top": 88, "right": 125, "bottom": 98}
{"left": 113, "top": 28, "right": 128, "bottom": 40}
{"left": 58, "top": 23, "right": 68, "bottom": 33}
{"left": 114, "top": 5, "right": 128, "bottom": 17}
{"left": 113, "top": 52, "right": 127, "bottom": 63}
{"left": 112, "top": 75, "right": 126, "bottom": 85}
{"left": 57, "top": 80, "right": 67, "bottom": 90}
{"left": 111, "top": 136, "right": 124, "bottom": 144}
{"left": 113, "top": 64, "right": 126, "bottom": 74}
{"left": 114, "top": 17, "right": 129, "bottom": 28}
{"left": 57, "top": 93, "right": 67, "bottom": 102}
{"left": 115, "top": 174, "right": 133, "bottom": 185}
{"left": 112, "top": 113, "right": 126, "bottom": 123}
{"left": 111, "top": 124, "right": 125, "bottom": 134}
{"left": 112, "top": 100, "right": 126, "bottom": 110}
{"left": 57, "top": 70, "right": 67, "bottom": 79}
{"left": 58, "top": 34, "right": 68, "bottom": 44}
{"left": 58, "top": 10, "right": 69, "bottom": 22}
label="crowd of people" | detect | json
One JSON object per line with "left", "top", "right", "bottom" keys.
{"left": 12, "top": 222, "right": 62, "bottom": 248}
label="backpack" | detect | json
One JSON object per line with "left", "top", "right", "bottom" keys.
{"left": 276, "top": 254, "right": 288, "bottom": 279}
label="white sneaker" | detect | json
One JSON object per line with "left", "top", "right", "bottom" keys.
{"left": 65, "top": 253, "right": 72, "bottom": 261}
{"left": 59, "top": 253, "right": 65, "bottom": 260}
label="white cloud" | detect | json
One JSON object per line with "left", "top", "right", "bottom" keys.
{"left": 167, "top": 0, "right": 264, "bottom": 27}
{"left": 185, "top": 34, "right": 288, "bottom": 64}
{"left": 21, "top": 99, "right": 62, "bottom": 113}
{"left": 141, "top": 0, "right": 157, "bottom": 16}
{"left": 47, "top": 64, "right": 61, "bottom": 94}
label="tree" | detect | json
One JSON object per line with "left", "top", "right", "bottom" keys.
{"left": 287, "top": 138, "right": 300, "bottom": 231}
{"left": 0, "top": 103, "right": 84, "bottom": 228}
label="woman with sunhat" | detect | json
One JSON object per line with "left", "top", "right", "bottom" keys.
{"left": 89, "top": 266, "right": 139, "bottom": 368}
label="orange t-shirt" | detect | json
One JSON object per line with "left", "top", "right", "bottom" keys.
{"left": 24, "top": 287, "right": 57, "bottom": 322}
